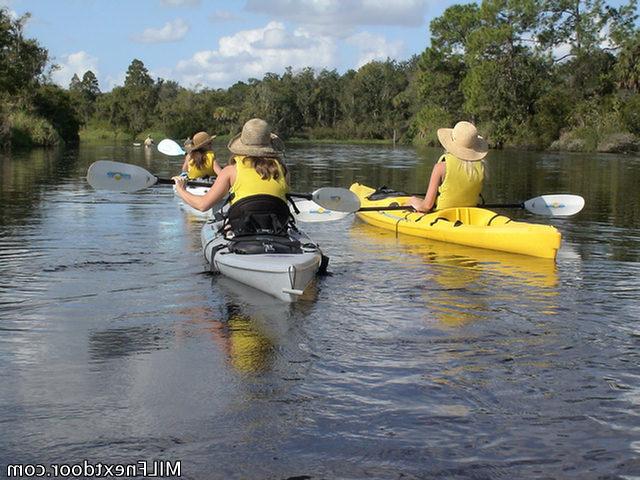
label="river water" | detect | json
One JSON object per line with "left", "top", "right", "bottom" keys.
{"left": 1, "top": 143, "right": 639, "bottom": 479}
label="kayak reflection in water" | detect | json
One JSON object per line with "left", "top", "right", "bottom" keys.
{"left": 175, "top": 303, "right": 275, "bottom": 375}
{"left": 179, "top": 131, "right": 221, "bottom": 180}
{"left": 209, "top": 304, "right": 275, "bottom": 375}
{"left": 173, "top": 118, "right": 289, "bottom": 234}
{"left": 409, "top": 121, "right": 489, "bottom": 213}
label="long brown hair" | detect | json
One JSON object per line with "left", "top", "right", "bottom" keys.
{"left": 188, "top": 149, "right": 208, "bottom": 170}
{"left": 231, "top": 155, "right": 286, "bottom": 180}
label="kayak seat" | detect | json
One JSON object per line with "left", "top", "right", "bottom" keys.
{"left": 227, "top": 194, "right": 293, "bottom": 237}
{"left": 228, "top": 235, "right": 303, "bottom": 255}
{"left": 366, "top": 185, "right": 408, "bottom": 201}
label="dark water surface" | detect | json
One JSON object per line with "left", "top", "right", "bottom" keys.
{"left": 1, "top": 143, "right": 639, "bottom": 479}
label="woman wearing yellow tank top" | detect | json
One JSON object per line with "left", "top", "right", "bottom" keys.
{"left": 173, "top": 118, "right": 287, "bottom": 213}
{"left": 179, "top": 131, "right": 222, "bottom": 179}
{"left": 409, "top": 121, "right": 488, "bottom": 213}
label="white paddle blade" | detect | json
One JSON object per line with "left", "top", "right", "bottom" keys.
{"left": 524, "top": 194, "right": 585, "bottom": 216}
{"left": 157, "top": 139, "right": 185, "bottom": 156}
{"left": 311, "top": 187, "right": 361, "bottom": 213}
{"left": 293, "top": 200, "right": 351, "bottom": 223}
{"left": 87, "top": 161, "right": 158, "bottom": 192}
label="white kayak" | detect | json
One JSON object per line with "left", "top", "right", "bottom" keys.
{"left": 174, "top": 184, "right": 345, "bottom": 222}
{"left": 173, "top": 184, "right": 213, "bottom": 217}
{"left": 201, "top": 220, "right": 325, "bottom": 302}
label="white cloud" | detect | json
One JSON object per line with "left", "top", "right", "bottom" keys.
{"left": 245, "top": 0, "right": 429, "bottom": 28}
{"left": 208, "top": 10, "right": 237, "bottom": 22}
{"left": 133, "top": 19, "right": 189, "bottom": 43}
{"left": 551, "top": 42, "right": 572, "bottom": 62}
{"left": 175, "top": 21, "right": 337, "bottom": 88}
{"left": 51, "top": 51, "right": 99, "bottom": 87}
{"left": 105, "top": 72, "right": 126, "bottom": 91}
{"left": 160, "top": 0, "right": 200, "bottom": 6}
{"left": 347, "top": 31, "right": 404, "bottom": 68}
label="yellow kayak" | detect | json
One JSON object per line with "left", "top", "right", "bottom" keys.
{"left": 350, "top": 183, "right": 562, "bottom": 259}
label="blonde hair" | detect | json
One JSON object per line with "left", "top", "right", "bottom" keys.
{"left": 457, "top": 158, "right": 488, "bottom": 181}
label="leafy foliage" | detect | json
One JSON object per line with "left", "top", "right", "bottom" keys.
{"left": 3, "top": 1, "right": 640, "bottom": 152}
{"left": 0, "top": 7, "right": 79, "bottom": 148}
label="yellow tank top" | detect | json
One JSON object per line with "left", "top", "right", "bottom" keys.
{"left": 187, "top": 151, "right": 216, "bottom": 179}
{"left": 436, "top": 153, "right": 484, "bottom": 210}
{"left": 230, "top": 156, "right": 288, "bottom": 204}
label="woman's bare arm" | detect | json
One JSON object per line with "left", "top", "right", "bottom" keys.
{"left": 408, "top": 162, "right": 445, "bottom": 212}
{"left": 173, "top": 165, "right": 235, "bottom": 212}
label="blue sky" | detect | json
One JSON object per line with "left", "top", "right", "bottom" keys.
{"left": 2, "top": 0, "right": 467, "bottom": 91}
{"left": 2, "top": 0, "right": 636, "bottom": 92}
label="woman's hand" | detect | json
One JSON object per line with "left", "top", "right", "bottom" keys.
{"left": 172, "top": 175, "right": 187, "bottom": 191}
{"left": 408, "top": 196, "right": 426, "bottom": 212}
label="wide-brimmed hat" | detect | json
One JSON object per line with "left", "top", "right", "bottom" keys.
{"left": 227, "top": 118, "right": 284, "bottom": 157}
{"left": 437, "top": 121, "right": 488, "bottom": 161}
{"left": 191, "top": 131, "right": 216, "bottom": 151}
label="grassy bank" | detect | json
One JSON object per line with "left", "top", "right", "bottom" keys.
{"left": 288, "top": 137, "right": 396, "bottom": 145}
{"left": 79, "top": 122, "right": 133, "bottom": 142}
{"left": 76, "top": 125, "right": 639, "bottom": 154}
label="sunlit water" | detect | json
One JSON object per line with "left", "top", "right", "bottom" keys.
{"left": 1, "top": 143, "right": 639, "bottom": 479}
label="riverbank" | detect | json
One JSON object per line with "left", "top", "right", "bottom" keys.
{"left": 72, "top": 124, "right": 640, "bottom": 154}
{"left": 548, "top": 131, "right": 640, "bottom": 154}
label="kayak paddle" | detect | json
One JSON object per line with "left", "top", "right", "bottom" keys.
{"left": 293, "top": 200, "right": 351, "bottom": 222}
{"left": 87, "top": 160, "right": 359, "bottom": 214}
{"left": 288, "top": 188, "right": 361, "bottom": 213}
{"left": 157, "top": 139, "right": 186, "bottom": 156}
{"left": 483, "top": 195, "right": 585, "bottom": 216}
{"left": 87, "top": 160, "right": 212, "bottom": 192}
{"left": 304, "top": 193, "right": 585, "bottom": 218}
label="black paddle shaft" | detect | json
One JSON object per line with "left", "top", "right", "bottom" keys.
{"left": 155, "top": 177, "right": 213, "bottom": 188}
{"left": 357, "top": 203, "right": 525, "bottom": 212}
{"left": 357, "top": 205, "right": 415, "bottom": 212}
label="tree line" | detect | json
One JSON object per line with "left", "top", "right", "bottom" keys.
{"left": 2, "top": 0, "right": 639, "bottom": 152}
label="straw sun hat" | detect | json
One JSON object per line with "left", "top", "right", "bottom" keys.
{"left": 227, "top": 118, "right": 284, "bottom": 157}
{"left": 190, "top": 131, "right": 216, "bottom": 150}
{"left": 437, "top": 121, "right": 488, "bottom": 161}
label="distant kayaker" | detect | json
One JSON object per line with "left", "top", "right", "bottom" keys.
{"left": 144, "top": 135, "right": 154, "bottom": 147}
{"left": 173, "top": 118, "right": 290, "bottom": 233}
{"left": 408, "top": 121, "right": 488, "bottom": 213}
{"left": 179, "top": 131, "right": 221, "bottom": 180}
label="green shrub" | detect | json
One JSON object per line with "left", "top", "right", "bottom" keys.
{"left": 32, "top": 84, "right": 81, "bottom": 144}
{"left": 10, "top": 110, "right": 61, "bottom": 147}
{"left": 411, "top": 105, "right": 452, "bottom": 146}
{"left": 621, "top": 94, "right": 640, "bottom": 135}
{"left": 80, "top": 120, "right": 131, "bottom": 142}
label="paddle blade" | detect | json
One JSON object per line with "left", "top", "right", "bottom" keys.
{"left": 293, "top": 200, "right": 351, "bottom": 222}
{"left": 157, "top": 139, "right": 185, "bottom": 156}
{"left": 524, "top": 194, "right": 585, "bottom": 216}
{"left": 311, "top": 187, "right": 361, "bottom": 213}
{"left": 87, "top": 161, "right": 158, "bottom": 192}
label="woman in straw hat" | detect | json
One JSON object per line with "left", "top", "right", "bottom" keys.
{"left": 173, "top": 118, "right": 289, "bottom": 227}
{"left": 179, "top": 131, "right": 221, "bottom": 180}
{"left": 408, "top": 121, "right": 488, "bottom": 213}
